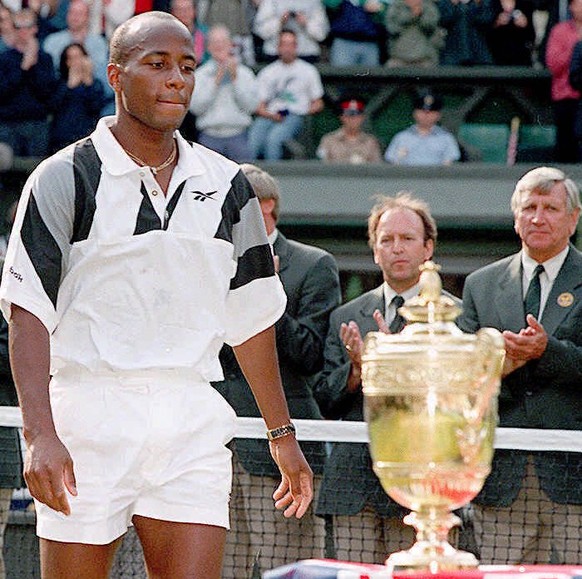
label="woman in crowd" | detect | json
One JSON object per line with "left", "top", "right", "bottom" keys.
{"left": 49, "top": 42, "right": 105, "bottom": 153}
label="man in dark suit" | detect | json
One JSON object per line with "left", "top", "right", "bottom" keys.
{"left": 457, "top": 166, "right": 582, "bottom": 565}
{"left": 213, "top": 164, "right": 341, "bottom": 578}
{"left": 314, "top": 192, "right": 459, "bottom": 564}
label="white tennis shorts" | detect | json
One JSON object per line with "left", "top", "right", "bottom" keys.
{"left": 35, "top": 366, "right": 237, "bottom": 544}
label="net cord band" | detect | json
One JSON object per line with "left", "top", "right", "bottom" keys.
{"left": 0, "top": 407, "right": 580, "bottom": 452}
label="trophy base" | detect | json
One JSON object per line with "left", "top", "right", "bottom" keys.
{"left": 386, "top": 540, "right": 479, "bottom": 573}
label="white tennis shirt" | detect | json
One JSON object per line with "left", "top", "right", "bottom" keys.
{"left": 0, "top": 117, "right": 286, "bottom": 379}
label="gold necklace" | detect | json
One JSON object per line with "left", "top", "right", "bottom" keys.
{"left": 126, "top": 141, "right": 177, "bottom": 175}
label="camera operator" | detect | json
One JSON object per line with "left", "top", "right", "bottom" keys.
{"left": 487, "top": 0, "right": 536, "bottom": 66}
{"left": 253, "top": 0, "right": 329, "bottom": 63}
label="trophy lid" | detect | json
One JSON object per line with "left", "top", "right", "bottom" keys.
{"left": 399, "top": 261, "right": 461, "bottom": 324}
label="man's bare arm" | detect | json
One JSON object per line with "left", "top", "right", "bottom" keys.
{"left": 233, "top": 326, "right": 313, "bottom": 518}
{"left": 9, "top": 304, "right": 76, "bottom": 514}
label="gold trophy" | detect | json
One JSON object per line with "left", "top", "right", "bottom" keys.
{"left": 362, "top": 262, "right": 505, "bottom": 573}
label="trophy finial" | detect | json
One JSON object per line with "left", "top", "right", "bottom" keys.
{"left": 398, "top": 260, "right": 461, "bottom": 324}
{"left": 418, "top": 261, "right": 442, "bottom": 302}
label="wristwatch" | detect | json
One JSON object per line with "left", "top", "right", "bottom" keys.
{"left": 266, "top": 423, "right": 296, "bottom": 441}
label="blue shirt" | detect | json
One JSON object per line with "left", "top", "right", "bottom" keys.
{"left": 384, "top": 124, "right": 461, "bottom": 165}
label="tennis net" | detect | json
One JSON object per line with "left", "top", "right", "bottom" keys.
{"left": 0, "top": 408, "right": 580, "bottom": 578}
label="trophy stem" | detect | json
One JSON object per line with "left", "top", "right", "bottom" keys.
{"left": 386, "top": 508, "right": 479, "bottom": 573}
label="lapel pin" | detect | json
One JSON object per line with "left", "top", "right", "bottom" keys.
{"left": 557, "top": 292, "right": 574, "bottom": 307}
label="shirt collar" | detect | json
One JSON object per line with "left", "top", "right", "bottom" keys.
{"left": 91, "top": 116, "right": 206, "bottom": 180}
{"left": 267, "top": 229, "right": 279, "bottom": 245}
{"left": 383, "top": 281, "right": 421, "bottom": 308}
{"left": 521, "top": 245, "right": 570, "bottom": 283}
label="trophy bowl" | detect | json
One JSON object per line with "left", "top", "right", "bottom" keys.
{"left": 362, "top": 262, "right": 505, "bottom": 573}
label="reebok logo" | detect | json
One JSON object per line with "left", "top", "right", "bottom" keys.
{"left": 192, "top": 190, "right": 217, "bottom": 202}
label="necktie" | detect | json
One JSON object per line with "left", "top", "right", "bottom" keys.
{"left": 524, "top": 264, "right": 544, "bottom": 319}
{"left": 389, "top": 295, "right": 406, "bottom": 333}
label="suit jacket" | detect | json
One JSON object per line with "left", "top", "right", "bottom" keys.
{"left": 0, "top": 314, "right": 23, "bottom": 489}
{"left": 457, "top": 245, "right": 582, "bottom": 506}
{"left": 213, "top": 232, "right": 341, "bottom": 476}
{"left": 314, "top": 284, "right": 461, "bottom": 517}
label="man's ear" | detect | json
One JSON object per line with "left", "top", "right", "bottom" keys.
{"left": 260, "top": 198, "right": 276, "bottom": 218}
{"left": 424, "top": 238, "right": 434, "bottom": 261}
{"left": 107, "top": 62, "right": 121, "bottom": 91}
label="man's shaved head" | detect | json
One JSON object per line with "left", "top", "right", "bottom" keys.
{"left": 109, "top": 11, "right": 190, "bottom": 66}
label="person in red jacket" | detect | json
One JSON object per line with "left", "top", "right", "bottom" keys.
{"left": 545, "top": 0, "right": 582, "bottom": 163}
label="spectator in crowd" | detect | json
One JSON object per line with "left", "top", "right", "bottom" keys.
{"left": 384, "top": 91, "right": 460, "bottom": 165}
{"left": 48, "top": 42, "right": 106, "bottom": 153}
{"left": 37, "top": 0, "right": 70, "bottom": 40}
{"left": 385, "top": 0, "right": 444, "bottom": 68}
{"left": 546, "top": 0, "right": 582, "bottom": 163}
{"left": 171, "top": 0, "right": 209, "bottom": 64}
{"left": 253, "top": 0, "right": 329, "bottom": 63}
{"left": 323, "top": 0, "right": 388, "bottom": 67}
{"left": 314, "top": 192, "right": 459, "bottom": 564}
{"left": 198, "top": 0, "right": 257, "bottom": 66}
{"left": 214, "top": 163, "right": 341, "bottom": 579}
{"left": 317, "top": 97, "right": 382, "bottom": 163}
{"left": 248, "top": 29, "right": 324, "bottom": 160}
{"left": 487, "top": 0, "right": 536, "bottom": 65}
{"left": 86, "top": 0, "right": 136, "bottom": 39}
{"left": 437, "top": 0, "right": 496, "bottom": 65}
{"left": 457, "top": 166, "right": 582, "bottom": 565}
{"left": 43, "top": 0, "right": 113, "bottom": 113}
{"left": 0, "top": 8, "right": 56, "bottom": 157}
{"left": 0, "top": 11, "right": 313, "bottom": 578}
{"left": 536, "top": 0, "right": 570, "bottom": 67}
{"left": 2, "top": 0, "right": 64, "bottom": 40}
{"left": 0, "top": 3, "right": 15, "bottom": 52}
{"left": 189, "top": 25, "right": 259, "bottom": 162}
{"left": 0, "top": 264, "right": 24, "bottom": 579}
{"left": 568, "top": 39, "right": 582, "bottom": 159}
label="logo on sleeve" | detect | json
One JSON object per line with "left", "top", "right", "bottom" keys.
{"left": 9, "top": 267, "right": 23, "bottom": 283}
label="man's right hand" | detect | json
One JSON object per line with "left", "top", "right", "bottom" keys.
{"left": 24, "top": 432, "right": 77, "bottom": 515}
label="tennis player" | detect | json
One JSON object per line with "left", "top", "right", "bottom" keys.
{"left": 0, "top": 11, "right": 312, "bottom": 579}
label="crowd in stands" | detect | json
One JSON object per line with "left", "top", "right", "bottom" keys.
{"left": 0, "top": 0, "right": 579, "bottom": 164}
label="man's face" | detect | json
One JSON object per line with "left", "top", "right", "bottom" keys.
{"left": 570, "top": 0, "right": 582, "bottom": 22}
{"left": 108, "top": 19, "right": 196, "bottom": 133}
{"left": 208, "top": 30, "right": 232, "bottom": 63}
{"left": 67, "top": 0, "right": 89, "bottom": 32}
{"left": 373, "top": 208, "right": 434, "bottom": 292}
{"left": 12, "top": 11, "right": 37, "bottom": 52}
{"left": 278, "top": 32, "right": 297, "bottom": 63}
{"left": 413, "top": 108, "right": 440, "bottom": 131}
{"left": 341, "top": 113, "right": 365, "bottom": 131}
{"left": 514, "top": 182, "right": 580, "bottom": 262}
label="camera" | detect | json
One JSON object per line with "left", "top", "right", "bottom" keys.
{"left": 512, "top": 9, "right": 523, "bottom": 19}
{"left": 288, "top": 10, "right": 297, "bottom": 17}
